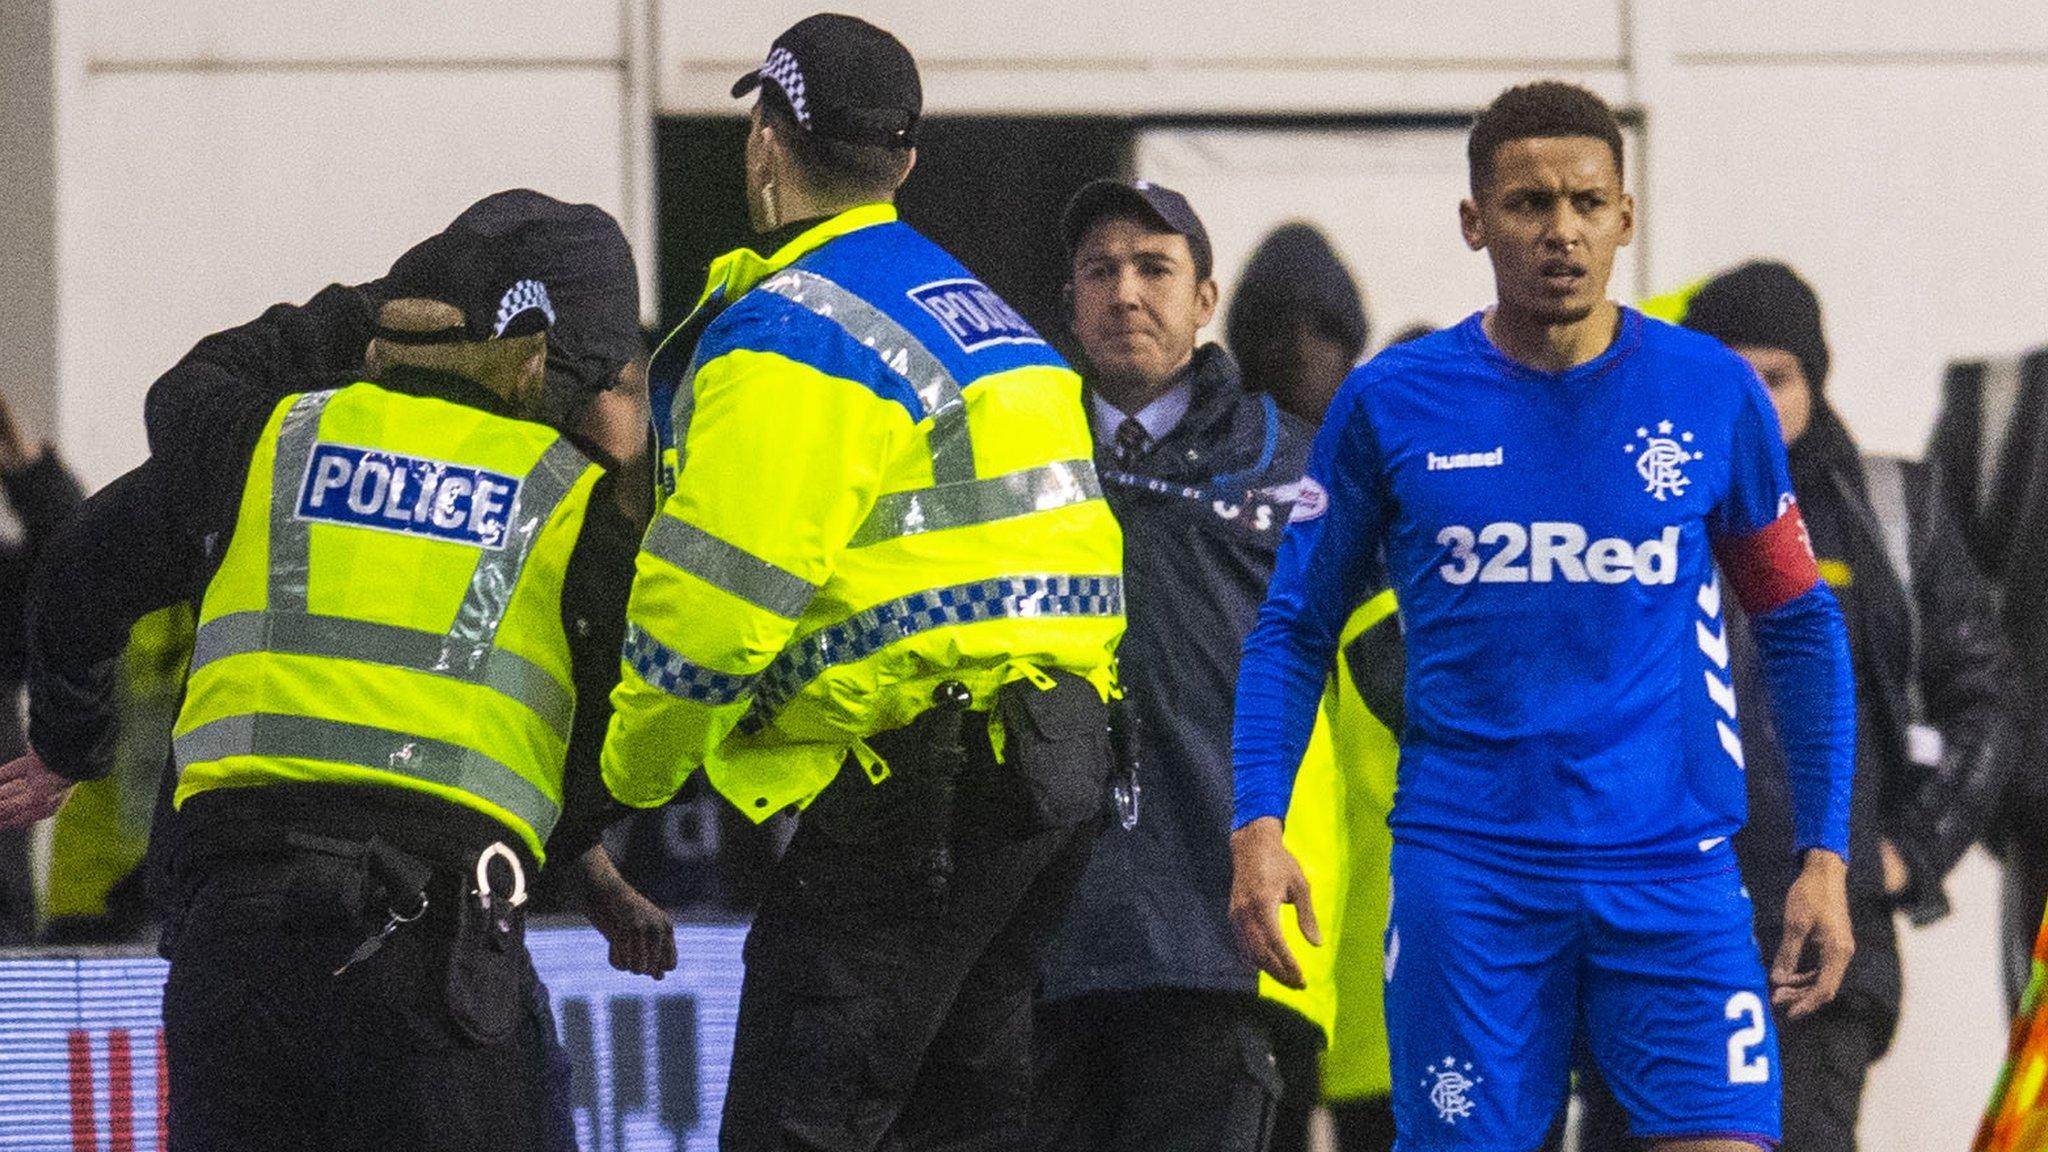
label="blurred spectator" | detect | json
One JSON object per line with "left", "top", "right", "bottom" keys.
{"left": 1568, "top": 261, "right": 2018, "bottom": 1152}
{"left": 0, "top": 396, "right": 84, "bottom": 944}
{"left": 1925, "top": 346, "right": 2048, "bottom": 1015}
{"left": 1226, "top": 222, "right": 1368, "bottom": 424}
{"left": 1031, "top": 179, "right": 1314, "bottom": 1151}
{"left": 1223, "top": 222, "right": 1390, "bottom": 1152}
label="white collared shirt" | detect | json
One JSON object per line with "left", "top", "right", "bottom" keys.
{"left": 1089, "top": 382, "right": 1193, "bottom": 454}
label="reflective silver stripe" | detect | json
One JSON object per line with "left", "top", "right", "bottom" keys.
{"left": 449, "top": 439, "right": 590, "bottom": 652}
{"left": 643, "top": 515, "right": 818, "bottom": 619}
{"left": 736, "top": 574, "right": 1123, "bottom": 734}
{"left": 268, "top": 390, "right": 339, "bottom": 613}
{"left": 1861, "top": 456, "right": 1913, "bottom": 603}
{"left": 849, "top": 460, "right": 1104, "bottom": 548}
{"left": 928, "top": 403, "right": 973, "bottom": 486}
{"left": 189, "top": 611, "right": 575, "bottom": 740}
{"left": 174, "top": 712, "right": 558, "bottom": 843}
{"left": 665, "top": 346, "right": 708, "bottom": 498}
{"left": 755, "top": 268, "right": 977, "bottom": 484}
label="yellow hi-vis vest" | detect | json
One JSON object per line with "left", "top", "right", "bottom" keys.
{"left": 170, "top": 383, "right": 602, "bottom": 862}
{"left": 1258, "top": 589, "right": 1400, "bottom": 1101}
{"left": 603, "top": 204, "right": 1124, "bottom": 819}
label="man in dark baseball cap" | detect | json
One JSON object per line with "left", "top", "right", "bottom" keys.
{"left": 1061, "top": 178, "right": 1214, "bottom": 280}
{"left": 1037, "top": 173, "right": 1321, "bottom": 1152}
{"left": 375, "top": 225, "right": 556, "bottom": 345}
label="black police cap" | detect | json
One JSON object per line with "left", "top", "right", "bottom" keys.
{"left": 1061, "top": 179, "right": 1214, "bottom": 281}
{"left": 377, "top": 189, "right": 644, "bottom": 423}
{"left": 731, "top": 13, "right": 921, "bottom": 148}
{"left": 378, "top": 229, "right": 555, "bottom": 347}
{"left": 440, "top": 190, "right": 643, "bottom": 374}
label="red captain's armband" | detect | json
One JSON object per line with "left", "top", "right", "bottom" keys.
{"left": 1715, "top": 497, "right": 1822, "bottom": 615}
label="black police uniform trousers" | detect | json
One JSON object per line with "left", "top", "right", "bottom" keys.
{"left": 720, "top": 674, "right": 1108, "bottom": 1152}
{"left": 160, "top": 788, "right": 551, "bottom": 1152}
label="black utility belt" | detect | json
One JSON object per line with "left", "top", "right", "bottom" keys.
{"left": 179, "top": 830, "right": 536, "bottom": 1046}
{"left": 830, "top": 672, "right": 1114, "bottom": 854}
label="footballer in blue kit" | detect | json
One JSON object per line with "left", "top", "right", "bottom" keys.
{"left": 1230, "top": 84, "right": 1857, "bottom": 1151}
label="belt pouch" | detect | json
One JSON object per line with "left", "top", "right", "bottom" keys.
{"left": 997, "top": 674, "right": 1112, "bottom": 831}
{"left": 446, "top": 880, "right": 526, "bottom": 1045}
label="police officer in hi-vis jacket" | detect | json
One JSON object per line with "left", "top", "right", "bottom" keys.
{"left": 0, "top": 199, "right": 651, "bottom": 1152}
{"left": 598, "top": 14, "right": 1125, "bottom": 1149}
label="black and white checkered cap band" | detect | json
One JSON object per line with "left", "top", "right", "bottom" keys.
{"left": 762, "top": 47, "right": 809, "bottom": 125}
{"left": 494, "top": 278, "right": 556, "bottom": 338}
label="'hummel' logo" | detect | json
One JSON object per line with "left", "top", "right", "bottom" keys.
{"left": 1427, "top": 447, "right": 1505, "bottom": 472}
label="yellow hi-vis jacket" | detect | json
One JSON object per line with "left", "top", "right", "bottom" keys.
{"left": 170, "top": 382, "right": 603, "bottom": 863}
{"left": 1258, "top": 589, "right": 1401, "bottom": 1101}
{"left": 602, "top": 203, "right": 1125, "bottom": 819}
{"left": 47, "top": 603, "right": 192, "bottom": 920}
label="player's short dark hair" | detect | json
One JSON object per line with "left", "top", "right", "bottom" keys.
{"left": 1467, "top": 81, "right": 1624, "bottom": 195}
{"left": 760, "top": 86, "right": 911, "bottom": 203}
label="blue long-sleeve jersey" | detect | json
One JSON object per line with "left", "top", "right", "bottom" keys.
{"left": 1233, "top": 309, "right": 1855, "bottom": 879}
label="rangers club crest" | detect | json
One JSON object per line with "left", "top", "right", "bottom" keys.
{"left": 1624, "top": 421, "right": 1705, "bottom": 501}
{"left": 1424, "top": 1056, "right": 1483, "bottom": 1124}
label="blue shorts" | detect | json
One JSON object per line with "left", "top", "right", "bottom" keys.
{"left": 1384, "top": 841, "right": 1780, "bottom": 1150}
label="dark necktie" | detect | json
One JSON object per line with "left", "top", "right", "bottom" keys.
{"left": 1114, "top": 416, "right": 1149, "bottom": 463}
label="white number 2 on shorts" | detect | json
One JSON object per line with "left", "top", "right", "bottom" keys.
{"left": 1723, "top": 991, "right": 1771, "bottom": 1084}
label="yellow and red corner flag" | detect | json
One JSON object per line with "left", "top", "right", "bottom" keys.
{"left": 1978, "top": 901, "right": 2048, "bottom": 1151}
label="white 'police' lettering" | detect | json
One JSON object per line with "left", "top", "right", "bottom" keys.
{"left": 1437, "top": 522, "right": 1679, "bottom": 586}
{"left": 908, "top": 278, "right": 1047, "bottom": 354}
{"left": 296, "top": 442, "right": 521, "bottom": 550}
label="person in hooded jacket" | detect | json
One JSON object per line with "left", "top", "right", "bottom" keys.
{"left": 1567, "top": 261, "right": 2018, "bottom": 1152}
{"left": 1226, "top": 222, "right": 1370, "bottom": 426}
{"left": 1031, "top": 180, "right": 1315, "bottom": 1152}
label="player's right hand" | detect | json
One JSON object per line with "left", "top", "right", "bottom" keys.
{"left": 1772, "top": 848, "right": 1854, "bottom": 1019}
{"left": 1229, "top": 816, "right": 1321, "bottom": 990}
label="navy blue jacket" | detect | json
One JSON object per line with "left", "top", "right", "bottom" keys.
{"left": 1039, "top": 344, "right": 1313, "bottom": 1002}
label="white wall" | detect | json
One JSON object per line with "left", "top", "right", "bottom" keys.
{"left": 1643, "top": 3, "right": 2048, "bottom": 456}
{"left": 37, "top": 0, "right": 656, "bottom": 488}
{"left": 1, "top": 0, "right": 59, "bottom": 449}
{"left": 659, "top": 2, "right": 1629, "bottom": 116}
